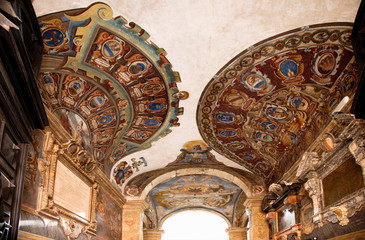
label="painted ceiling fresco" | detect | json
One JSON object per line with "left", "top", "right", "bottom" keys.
{"left": 170, "top": 140, "right": 218, "bottom": 165}
{"left": 37, "top": 3, "right": 186, "bottom": 175}
{"left": 123, "top": 140, "right": 263, "bottom": 200}
{"left": 197, "top": 23, "right": 359, "bottom": 184}
{"left": 147, "top": 174, "right": 242, "bottom": 228}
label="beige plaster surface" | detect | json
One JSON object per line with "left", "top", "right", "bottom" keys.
{"left": 32, "top": 0, "right": 361, "bottom": 196}
{"left": 245, "top": 198, "right": 269, "bottom": 240}
{"left": 53, "top": 160, "right": 91, "bottom": 220}
{"left": 122, "top": 201, "right": 148, "bottom": 240}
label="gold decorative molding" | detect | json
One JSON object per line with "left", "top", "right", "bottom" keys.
{"left": 37, "top": 136, "right": 99, "bottom": 237}
{"left": 45, "top": 107, "right": 125, "bottom": 205}
{"left": 93, "top": 166, "right": 126, "bottom": 204}
{"left": 36, "top": 105, "right": 127, "bottom": 238}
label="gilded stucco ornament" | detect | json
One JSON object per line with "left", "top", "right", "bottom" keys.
{"left": 59, "top": 216, "right": 84, "bottom": 240}
{"left": 329, "top": 205, "right": 349, "bottom": 226}
{"left": 296, "top": 152, "right": 322, "bottom": 180}
{"left": 37, "top": 130, "right": 99, "bottom": 238}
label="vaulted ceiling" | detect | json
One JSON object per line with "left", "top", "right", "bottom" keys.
{"left": 37, "top": 4, "right": 185, "bottom": 175}
{"left": 33, "top": 0, "right": 362, "bottom": 227}
{"left": 197, "top": 23, "right": 357, "bottom": 184}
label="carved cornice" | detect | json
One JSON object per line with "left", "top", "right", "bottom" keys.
{"left": 338, "top": 118, "right": 365, "bottom": 140}
{"left": 45, "top": 107, "right": 70, "bottom": 144}
{"left": 294, "top": 117, "right": 365, "bottom": 228}
{"left": 93, "top": 167, "right": 126, "bottom": 204}
{"left": 244, "top": 197, "right": 265, "bottom": 208}
{"left": 349, "top": 134, "right": 365, "bottom": 165}
{"left": 282, "top": 114, "right": 359, "bottom": 183}
{"left": 123, "top": 200, "right": 149, "bottom": 211}
{"left": 143, "top": 229, "right": 165, "bottom": 240}
{"left": 296, "top": 152, "right": 322, "bottom": 179}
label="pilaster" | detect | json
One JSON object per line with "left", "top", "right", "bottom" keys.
{"left": 122, "top": 200, "right": 148, "bottom": 240}
{"left": 244, "top": 198, "right": 269, "bottom": 240}
{"left": 143, "top": 229, "right": 164, "bottom": 240}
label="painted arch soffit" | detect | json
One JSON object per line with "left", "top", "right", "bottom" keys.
{"left": 37, "top": 3, "right": 187, "bottom": 175}
{"left": 122, "top": 141, "right": 265, "bottom": 199}
{"left": 197, "top": 23, "right": 359, "bottom": 184}
{"left": 146, "top": 174, "right": 243, "bottom": 228}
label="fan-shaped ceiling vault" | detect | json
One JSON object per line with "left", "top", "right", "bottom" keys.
{"left": 34, "top": 2, "right": 361, "bottom": 197}
{"left": 30, "top": 1, "right": 363, "bottom": 236}
{"left": 197, "top": 23, "right": 358, "bottom": 184}
{"left": 37, "top": 3, "right": 187, "bottom": 175}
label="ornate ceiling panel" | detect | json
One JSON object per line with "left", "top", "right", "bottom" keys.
{"left": 37, "top": 3, "right": 186, "bottom": 174}
{"left": 197, "top": 23, "right": 358, "bottom": 183}
{"left": 146, "top": 174, "right": 243, "bottom": 228}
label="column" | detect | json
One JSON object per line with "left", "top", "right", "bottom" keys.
{"left": 122, "top": 200, "right": 148, "bottom": 240}
{"left": 244, "top": 198, "right": 269, "bottom": 240}
{"left": 226, "top": 227, "right": 248, "bottom": 240}
{"left": 143, "top": 229, "right": 164, "bottom": 240}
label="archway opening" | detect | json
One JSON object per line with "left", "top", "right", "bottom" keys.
{"left": 161, "top": 210, "right": 229, "bottom": 240}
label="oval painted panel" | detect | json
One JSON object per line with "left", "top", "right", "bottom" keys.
{"left": 102, "top": 39, "right": 122, "bottom": 58}
{"left": 42, "top": 29, "right": 64, "bottom": 47}
{"left": 279, "top": 59, "right": 298, "bottom": 77}
{"left": 99, "top": 114, "right": 113, "bottom": 124}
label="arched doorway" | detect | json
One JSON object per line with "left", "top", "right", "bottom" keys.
{"left": 161, "top": 210, "right": 229, "bottom": 240}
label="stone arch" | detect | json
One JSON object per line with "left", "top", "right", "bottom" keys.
{"left": 138, "top": 167, "right": 254, "bottom": 200}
